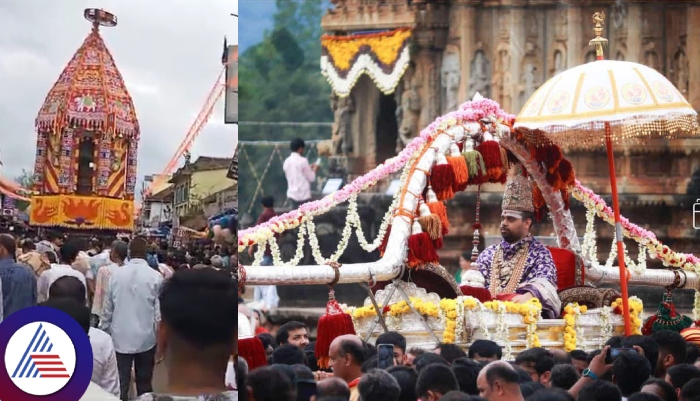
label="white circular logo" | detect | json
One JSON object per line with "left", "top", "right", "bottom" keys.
{"left": 4, "top": 322, "right": 77, "bottom": 396}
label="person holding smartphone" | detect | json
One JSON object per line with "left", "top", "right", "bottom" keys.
{"left": 283, "top": 138, "right": 319, "bottom": 209}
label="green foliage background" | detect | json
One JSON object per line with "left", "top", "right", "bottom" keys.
{"left": 238, "top": 0, "right": 331, "bottom": 221}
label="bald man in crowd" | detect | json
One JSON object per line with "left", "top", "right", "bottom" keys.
{"left": 477, "top": 361, "right": 525, "bottom": 401}
{"left": 328, "top": 335, "right": 364, "bottom": 401}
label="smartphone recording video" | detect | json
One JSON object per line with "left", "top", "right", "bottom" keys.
{"left": 377, "top": 343, "right": 395, "bottom": 369}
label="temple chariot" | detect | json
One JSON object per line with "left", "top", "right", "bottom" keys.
{"left": 29, "top": 9, "right": 139, "bottom": 235}
{"left": 237, "top": 8, "right": 700, "bottom": 366}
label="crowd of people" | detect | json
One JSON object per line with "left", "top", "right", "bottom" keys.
{"left": 0, "top": 231, "right": 238, "bottom": 401}
{"left": 235, "top": 309, "right": 700, "bottom": 401}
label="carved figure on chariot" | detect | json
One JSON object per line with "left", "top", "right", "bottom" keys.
{"left": 29, "top": 9, "right": 140, "bottom": 233}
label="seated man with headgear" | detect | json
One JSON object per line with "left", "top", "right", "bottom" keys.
{"left": 462, "top": 173, "right": 561, "bottom": 318}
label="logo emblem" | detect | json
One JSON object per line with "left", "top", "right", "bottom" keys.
{"left": 0, "top": 307, "right": 92, "bottom": 400}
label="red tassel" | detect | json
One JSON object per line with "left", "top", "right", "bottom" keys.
{"left": 316, "top": 298, "right": 356, "bottom": 369}
{"left": 379, "top": 225, "right": 392, "bottom": 256}
{"left": 431, "top": 164, "right": 456, "bottom": 200}
{"left": 238, "top": 337, "right": 268, "bottom": 370}
{"left": 472, "top": 222, "right": 482, "bottom": 230}
{"left": 457, "top": 141, "right": 464, "bottom": 152}
{"left": 546, "top": 170, "right": 564, "bottom": 190}
{"left": 447, "top": 156, "right": 469, "bottom": 192}
{"left": 407, "top": 233, "right": 439, "bottom": 268}
{"left": 558, "top": 159, "right": 575, "bottom": 186}
{"left": 476, "top": 141, "right": 504, "bottom": 182}
{"left": 433, "top": 236, "right": 444, "bottom": 250}
{"left": 545, "top": 145, "right": 564, "bottom": 171}
{"left": 642, "top": 315, "right": 658, "bottom": 336}
{"left": 427, "top": 202, "right": 449, "bottom": 236}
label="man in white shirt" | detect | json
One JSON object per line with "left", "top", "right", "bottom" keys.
{"left": 92, "top": 241, "right": 128, "bottom": 324}
{"left": 37, "top": 240, "right": 88, "bottom": 303}
{"left": 49, "top": 276, "right": 120, "bottom": 397}
{"left": 100, "top": 237, "right": 163, "bottom": 401}
{"left": 283, "top": 138, "right": 318, "bottom": 209}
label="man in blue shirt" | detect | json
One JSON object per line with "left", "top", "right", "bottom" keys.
{"left": 0, "top": 234, "right": 36, "bottom": 319}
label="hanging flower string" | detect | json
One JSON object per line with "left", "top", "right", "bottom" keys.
{"left": 572, "top": 181, "right": 700, "bottom": 273}
{"left": 239, "top": 98, "right": 513, "bottom": 251}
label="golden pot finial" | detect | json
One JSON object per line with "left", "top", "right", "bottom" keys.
{"left": 589, "top": 11, "right": 608, "bottom": 59}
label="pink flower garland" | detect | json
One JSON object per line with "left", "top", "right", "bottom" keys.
{"left": 573, "top": 180, "right": 657, "bottom": 241}
{"left": 573, "top": 180, "right": 700, "bottom": 266}
{"left": 238, "top": 98, "right": 514, "bottom": 247}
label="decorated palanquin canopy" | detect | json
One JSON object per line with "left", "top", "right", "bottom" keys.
{"left": 515, "top": 60, "right": 699, "bottom": 148}
{"left": 29, "top": 9, "right": 139, "bottom": 232}
{"left": 320, "top": 28, "right": 412, "bottom": 97}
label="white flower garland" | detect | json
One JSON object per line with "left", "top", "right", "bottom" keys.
{"left": 583, "top": 202, "right": 646, "bottom": 274}
{"left": 454, "top": 296, "right": 466, "bottom": 343}
{"left": 494, "top": 303, "right": 512, "bottom": 360}
{"left": 251, "top": 157, "right": 411, "bottom": 266}
{"left": 599, "top": 306, "right": 613, "bottom": 349}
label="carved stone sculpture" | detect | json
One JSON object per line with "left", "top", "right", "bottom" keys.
{"left": 468, "top": 50, "right": 491, "bottom": 98}
{"left": 395, "top": 68, "right": 421, "bottom": 153}
{"left": 552, "top": 50, "right": 565, "bottom": 77}
{"left": 441, "top": 46, "right": 461, "bottom": 113}
{"left": 673, "top": 49, "right": 689, "bottom": 95}
{"left": 331, "top": 94, "right": 355, "bottom": 155}
{"left": 519, "top": 63, "right": 539, "bottom": 108}
{"left": 492, "top": 48, "right": 513, "bottom": 112}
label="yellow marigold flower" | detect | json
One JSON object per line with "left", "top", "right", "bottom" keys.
{"left": 580, "top": 305, "right": 588, "bottom": 313}
{"left": 464, "top": 298, "right": 477, "bottom": 309}
{"left": 446, "top": 320, "right": 456, "bottom": 330}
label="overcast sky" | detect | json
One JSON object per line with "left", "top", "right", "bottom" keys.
{"left": 0, "top": 0, "right": 238, "bottom": 188}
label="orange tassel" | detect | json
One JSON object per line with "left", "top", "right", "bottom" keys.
{"left": 431, "top": 164, "right": 455, "bottom": 200}
{"left": 316, "top": 297, "right": 356, "bottom": 369}
{"left": 408, "top": 232, "right": 439, "bottom": 268}
{"left": 427, "top": 201, "right": 449, "bottom": 236}
{"left": 238, "top": 337, "right": 268, "bottom": 370}
{"left": 533, "top": 184, "right": 546, "bottom": 211}
{"left": 447, "top": 155, "right": 469, "bottom": 192}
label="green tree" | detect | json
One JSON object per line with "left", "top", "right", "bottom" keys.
{"left": 14, "top": 169, "right": 35, "bottom": 189}
{"left": 239, "top": 0, "right": 331, "bottom": 219}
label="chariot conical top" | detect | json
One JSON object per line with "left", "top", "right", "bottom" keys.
{"left": 35, "top": 8, "right": 139, "bottom": 139}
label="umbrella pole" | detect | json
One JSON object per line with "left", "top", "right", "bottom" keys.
{"left": 604, "top": 122, "right": 632, "bottom": 336}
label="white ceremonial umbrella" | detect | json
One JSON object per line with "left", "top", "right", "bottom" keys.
{"left": 514, "top": 11, "right": 699, "bottom": 336}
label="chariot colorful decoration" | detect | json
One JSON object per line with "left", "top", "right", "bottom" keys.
{"left": 30, "top": 9, "right": 139, "bottom": 231}
{"left": 237, "top": 12, "right": 700, "bottom": 362}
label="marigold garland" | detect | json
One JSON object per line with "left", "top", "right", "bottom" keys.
{"left": 611, "top": 297, "right": 643, "bottom": 334}
{"left": 563, "top": 303, "right": 588, "bottom": 352}
{"left": 320, "top": 28, "right": 413, "bottom": 96}
{"left": 482, "top": 298, "right": 542, "bottom": 349}
{"left": 321, "top": 28, "right": 412, "bottom": 72}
